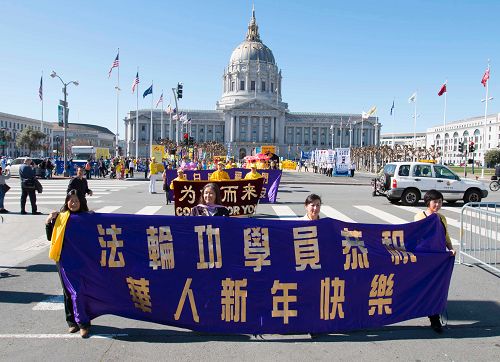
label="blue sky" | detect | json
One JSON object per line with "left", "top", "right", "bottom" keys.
{"left": 0, "top": 0, "right": 498, "bottom": 138}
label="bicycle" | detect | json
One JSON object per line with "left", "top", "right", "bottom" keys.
{"left": 489, "top": 179, "right": 500, "bottom": 192}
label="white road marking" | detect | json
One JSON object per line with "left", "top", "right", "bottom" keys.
{"left": 14, "top": 236, "right": 50, "bottom": 251}
{"left": 32, "top": 296, "right": 64, "bottom": 310}
{"left": 320, "top": 205, "right": 355, "bottom": 223}
{"left": 0, "top": 334, "right": 128, "bottom": 339}
{"left": 354, "top": 205, "right": 408, "bottom": 224}
{"left": 135, "top": 206, "right": 163, "bottom": 215}
{"left": 271, "top": 205, "right": 299, "bottom": 220}
{"left": 95, "top": 206, "right": 122, "bottom": 213}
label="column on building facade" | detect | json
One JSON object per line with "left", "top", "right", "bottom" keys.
{"left": 247, "top": 117, "right": 252, "bottom": 142}
{"left": 317, "top": 127, "right": 321, "bottom": 147}
{"left": 235, "top": 116, "right": 240, "bottom": 141}
{"left": 258, "top": 117, "right": 263, "bottom": 142}
{"left": 270, "top": 117, "right": 275, "bottom": 143}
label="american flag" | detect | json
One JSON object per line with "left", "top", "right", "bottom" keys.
{"left": 38, "top": 76, "right": 43, "bottom": 101}
{"left": 131, "top": 72, "right": 139, "bottom": 93}
{"left": 156, "top": 93, "right": 163, "bottom": 108}
{"left": 108, "top": 52, "right": 119, "bottom": 78}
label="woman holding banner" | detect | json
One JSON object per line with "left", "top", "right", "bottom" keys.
{"left": 414, "top": 189, "right": 455, "bottom": 334}
{"left": 190, "top": 183, "right": 229, "bottom": 217}
{"left": 302, "top": 193, "right": 322, "bottom": 220}
{"left": 45, "top": 190, "right": 91, "bottom": 338}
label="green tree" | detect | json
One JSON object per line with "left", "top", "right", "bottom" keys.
{"left": 15, "top": 128, "right": 46, "bottom": 156}
{"left": 484, "top": 149, "right": 500, "bottom": 167}
{"left": 0, "top": 129, "right": 12, "bottom": 156}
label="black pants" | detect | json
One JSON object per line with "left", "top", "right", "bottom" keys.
{"left": 85, "top": 169, "right": 91, "bottom": 179}
{"left": 56, "top": 263, "right": 90, "bottom": 329}
{"left": 129, "top": 167, "right": 134, "bottom": 178}
{"left": 20, "top": 188, "right": 37, "bottom": 213}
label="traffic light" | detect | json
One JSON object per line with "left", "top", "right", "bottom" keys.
{"left": 458, "top": 142, "right": 464, "bottom": 153}
{"left": 469, "top": 142, "right": 475, "bottom": 153}
{"left": 177, "top": 83, "right": 183, "bottom": 99}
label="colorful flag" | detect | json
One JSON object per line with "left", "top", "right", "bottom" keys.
{"left": 39, "top": 76, "right": 43, "bottom": 101}
{"left": 361, "top": 112, "right": 368, "bottom": 120}
{"left": 156, "top": 93, "right": 163, "bottom": 108}
{"left": 438, "top": 82, "right": 447, "bottom": 96}
{"left": 390, "top": 100, "right": 395, "bottom": 115}
{"left": 166, "top": 104, "right": 172, "bottom": 114}
{"left": 481, "top": 67, "right": 490, "bottom": 87}
{"left": 132, "top": 72, "right": 139, "bottom": 93}
{"left": 143, "top": 84, "right": 153, "bottom": 98}
{"left": 367, "top": 106, "right": 377, "bottom": 117}
{"left": 408, "top": 92, "right": 417, "bottom": 103}
{"left": 108, "top": 52, "right": 119, "bottom": 78}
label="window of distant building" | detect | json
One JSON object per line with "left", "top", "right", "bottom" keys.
{"left": 231, "top": 82, "right": 235, "bottom": 91}
{"left": 261, "top": 81, "right": 266, "bottom": 92}
{"left": 271, "top": 83, "right": 274, "bottom": 92}
{"left": 251, "top": 81, "right": 256, "bottom": 91}
{"left": 240, "top": 80, "right": 245, "bottom": 91}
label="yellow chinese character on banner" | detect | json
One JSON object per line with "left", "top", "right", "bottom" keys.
{"left": 293, "top": 226, "right": 321, "bottom": 271}
{"left": 220, "top": 185, "right": 238, "bottom": 203}
{"left": 381, "top": 230, "right": 416, "bottom": 265}
{"left": 260, "top": 187, "right": 267, "bottom": 198}
{"left": 97, "top": 224, "right": 125, "bottom": 268}
{"left": 320, "top": 277, "right": 345, "bottom": 320}
{"left": 221, "top": 278, "right": 248, "bottom": 322}
{"left": 261, "top": 172, "right": 269, "bottom": 184}
{"left": 146, "top": 226, "right": 175, "bottom": 270}
{"left": 194, "top": 225, "right": 222, "bottom": 269}
{"left": 234, "top": 171, "right": 243, "bottom": 180}
{"left": 193, "top": 173, "right": 201, "bottom": 181}
{"left": 174, "top": 278, "right": 199, "bottom": 322}
{"left": 243, "top": 227, "right": 271, "bottom": 272}
{"left": 241, "top": 183, "right": 257, "bottom": 201}
{"left": 179, "top": 185, "right": 197, "bottom": 204}
{"left": 271, "top": 280, "right": 297, "bottom": 324}
{"left": 368, "top": 273, "right": 394, "bottom": 316}
{"left": 341, "top": 228, "right": 369, "bottom": 270}
{"left": 126, "top": 276, "right": 152, "bottom": 313}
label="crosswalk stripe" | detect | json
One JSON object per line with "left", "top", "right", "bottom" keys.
{"left": 271, "top": 205, "right": 299, "bottom": 219}
{"left": 95, "top": 206, "right": 122, "bottom": 213}
{"left": 320, "top": 205, "right": 355, "bottom": 223}
{"left": 32, "top": 296, "right": 64, "bottom": 310}
{"left": 135, "top": 206, "right": 163, "bottom": 215}
{"left": 354, "top": 205, "right": 408, "bottom": 224}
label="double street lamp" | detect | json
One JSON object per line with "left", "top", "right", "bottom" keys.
{"left": 50, "top": 71, "right": 78, "bottom": 177}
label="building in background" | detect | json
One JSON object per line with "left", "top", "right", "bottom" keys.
{"left": 124, "top": 8, "right": 379, "bottom": 159}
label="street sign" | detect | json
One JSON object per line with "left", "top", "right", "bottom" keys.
{"left": 58, "top": 105, "right": 64, "bottom": 126}
{"left": 59, "top": 100, "right": 68, "bottom": 107}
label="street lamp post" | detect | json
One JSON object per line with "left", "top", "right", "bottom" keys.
{"left": 50, "top": 71, "right": 78, "bottom": 177}
{"left": 481, "top": 96, "right": 493, "bottom": 177}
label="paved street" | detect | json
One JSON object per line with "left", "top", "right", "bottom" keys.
{"left": 0, "top": 171, "right": 499, "bottom": 361}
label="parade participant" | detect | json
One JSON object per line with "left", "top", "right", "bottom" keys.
{"left": 244, "top": 162, "right": 263, "bottom": 180}
{"left": 46, "top": 189, "right": 91, "bottom": 338}
{"left": 148, "top": 157, "right": 158, "bottom": 193}
{"left": 302, "top": 193, "right": 321, "bottom": 220}
{"left": 349, "top": 162, "right": 356, "bottom": 177}
{"left": 169, "top": 168, "right": 187, "bottom": 190}
{"left": 414, "top": 189, "right": 455, "bottom": 334}
{"left": 191, "top": 183, "right": 229, "bottom": 216}
{"left": 19, "top": 158, "right": 41, "bottom": 215}
{"left": 209, "top": 161, "right": 230, "bottom": 181}
{"left": 0, "top": 166, "right": 11, "bottom": 213}
{"left": 67, "top": 167, "right": 93, "bottom": 209}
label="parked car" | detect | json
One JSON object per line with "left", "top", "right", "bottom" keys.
{"left": 378, "top": 161, "right": 488, "bottom": 205}
{"left": 7, "top": 157, "right": 44, "bottom": 178}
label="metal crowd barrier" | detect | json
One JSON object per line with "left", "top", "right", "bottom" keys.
{"left": 459, "top": 202, "right": 500, "bottom": 273}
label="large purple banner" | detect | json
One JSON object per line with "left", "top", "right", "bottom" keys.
{"left": 59, "top": 213, "right": 454, "bottom": 334}
{"left": 165, "top": 168, "right": 281, "bottom": 203}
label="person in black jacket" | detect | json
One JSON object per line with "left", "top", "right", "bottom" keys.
{"left": 190, "top": 183, "right": 229, "bottom": 216}
{"left": 19, "top": 158, "right": 40, "bottom": 215}
{"left": 45, "top": 189, "right": 91, "bottom": 338}
{"left": 67, "top": 167, "right": 92, "bottom": 209}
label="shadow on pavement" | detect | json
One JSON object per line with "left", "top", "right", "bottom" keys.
{"left": 0, "top": 291, "right": 58, "bottom": 304}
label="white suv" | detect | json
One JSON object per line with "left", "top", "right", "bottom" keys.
{"left": 380, "top": 162, "right": 488, "bottom": 205}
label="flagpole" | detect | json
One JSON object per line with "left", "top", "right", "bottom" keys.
{"left": 169, "top": 98, "right": 172, "bottom": 142}
{"left": 115, "top": 48, "right": 120, "bottom": 158}
{"left": 150, "top": 81, "right": 154, "bottom": 158}
{"left": 392, "top": 107, "right": 395, "bottom": 149}
{"left": 160, "top": 90, "right": 164, "bottom": 140}
{"left": 135, "top": 67, "right": 139, "bottom": 160}
{"left": 443, "top": 81, "right": 447, "bottom": 164}
{"left": 413, "top": 96, "right": 417, "bottom": 161}
{"left": 340, "top": 116, "right": 343, "bottom": 148}
{"left": 41, "top": 71, "right": 44, "bottom": 157}
{"left": 482, "top": 63, "right": 490, "bottom": 178}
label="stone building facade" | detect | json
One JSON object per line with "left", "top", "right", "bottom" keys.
{"left": 124, "top": 8, "right": 378, "bottom": 159}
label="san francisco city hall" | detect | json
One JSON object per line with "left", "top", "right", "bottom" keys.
{"left": 124, "top": 9, "right": 379, "bottom": 159}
